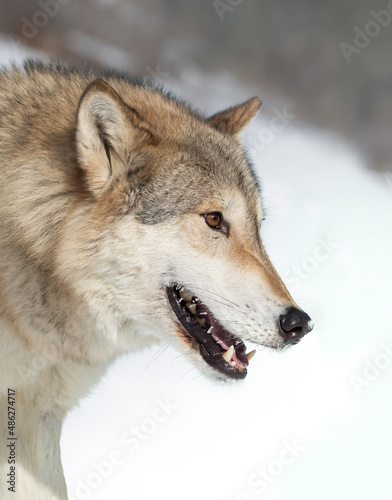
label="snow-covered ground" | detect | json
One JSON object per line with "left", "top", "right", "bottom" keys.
{"left": 1, "top": 39, "right": 392, "bottom": 500}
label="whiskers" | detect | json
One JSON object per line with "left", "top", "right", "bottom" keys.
{"left": 198, "top": 290, "right": 240, "bottom": 309}
{"left": 189, "top": 287, "right": 271, "bottom": 327}
{"left": 141, "top": 343, "right": 169, "bottom": 374}
{"left": 262, "top": 186, "right": 291, "bottom": 218}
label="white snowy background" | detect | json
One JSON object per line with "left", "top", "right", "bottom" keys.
{"left": 1, "top": 39, "right": 392, "bottom": 500}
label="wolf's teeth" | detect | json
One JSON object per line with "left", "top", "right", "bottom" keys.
{"left": 196, "top": 318, "right": 206, "bottom": 327}
{"left": 246, "top": 349, "right": 256, "bottom": 362}
{"left": 187, "top": 303, "right": 197, "bottom": 315}
{"left": 179, "top": 287, "right": 193, "bottom": 302}
{"left": 222, "top": 345, "right": 235, "bottom": 363}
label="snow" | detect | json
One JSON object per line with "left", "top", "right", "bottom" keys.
{"left": 1, "top": 38, "right": 391, "bottom": 500}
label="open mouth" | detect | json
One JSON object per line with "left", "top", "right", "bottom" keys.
{"left": 166, "top": 284, "right": 256, "bottom": 379}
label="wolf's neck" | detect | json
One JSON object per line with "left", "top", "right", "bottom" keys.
{"left": 0, "top": 389, "right": 68, "bottom": 500}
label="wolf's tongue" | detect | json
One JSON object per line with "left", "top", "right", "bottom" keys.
{"left": 196, "top": 301, "right": 248, "bottom": 368}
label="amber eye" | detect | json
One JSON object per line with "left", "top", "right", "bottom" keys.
{"left": 205, "top": 212, "right": 221, "bottom": 229}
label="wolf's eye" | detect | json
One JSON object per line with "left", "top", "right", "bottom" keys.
{"left": 202, "top": 212, "right": 229, "bottom": 235}
{"left": 205, "top": 212, "right": 222, "bottom": 229}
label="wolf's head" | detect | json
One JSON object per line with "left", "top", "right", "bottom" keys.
{"left": 64, "top": 78, "right": 312, "bottom": 380}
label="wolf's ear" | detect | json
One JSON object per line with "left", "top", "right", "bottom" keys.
{"left": 76, "top": 79, "right": 149, "bottom": 195}
{"left": 207, "top": 97, "right": 261, "bottom": 137}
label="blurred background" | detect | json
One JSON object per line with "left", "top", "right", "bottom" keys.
{"left": 0, "top": 2, "right": 391, "bottom": 500}
{"left": 0, "top": 0, "right": 391, "bottom": 171}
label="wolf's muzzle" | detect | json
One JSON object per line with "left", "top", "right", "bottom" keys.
{"left": 279, "top": 307, "right": 313, "bottom": 346}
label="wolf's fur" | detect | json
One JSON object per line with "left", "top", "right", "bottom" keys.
{"left": 0, "top": 61, "right": 306, "bottom": 499}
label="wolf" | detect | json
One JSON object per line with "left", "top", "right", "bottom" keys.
{"left": 0, "top": 60, "right": 313, "bottom": 499}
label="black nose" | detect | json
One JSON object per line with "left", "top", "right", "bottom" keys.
{"left": 279, "top": 307, "right": 313, "bottom": 345}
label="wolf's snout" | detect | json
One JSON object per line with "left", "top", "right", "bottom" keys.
{"left": 278, "top": 307, "right": 313, "bottom": 345}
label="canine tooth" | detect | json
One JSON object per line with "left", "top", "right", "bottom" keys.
{"left": 222, "top": 345, "right": 235, "bottom": 363}
{"left": 179, "top": 288, "right": 193, "bottom": 302}
{"left": 197, "top": 318, "right": 206, "bottom": 327}
{"left": 246, "top": 349, "right": 256, "bottom": 362}
{"left": 187, "top": 303, "right": 197, "bottom": 315}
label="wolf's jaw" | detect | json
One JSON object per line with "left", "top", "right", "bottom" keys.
{"left": 166, "top": 284, "right": 256, "bottom": 379}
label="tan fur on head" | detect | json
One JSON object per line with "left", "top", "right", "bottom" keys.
{"left": 207, "top": 96, "right": 262, "bottom": 136}
{"left": 76, "top": 79, "right": 153, "bottom": 195}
